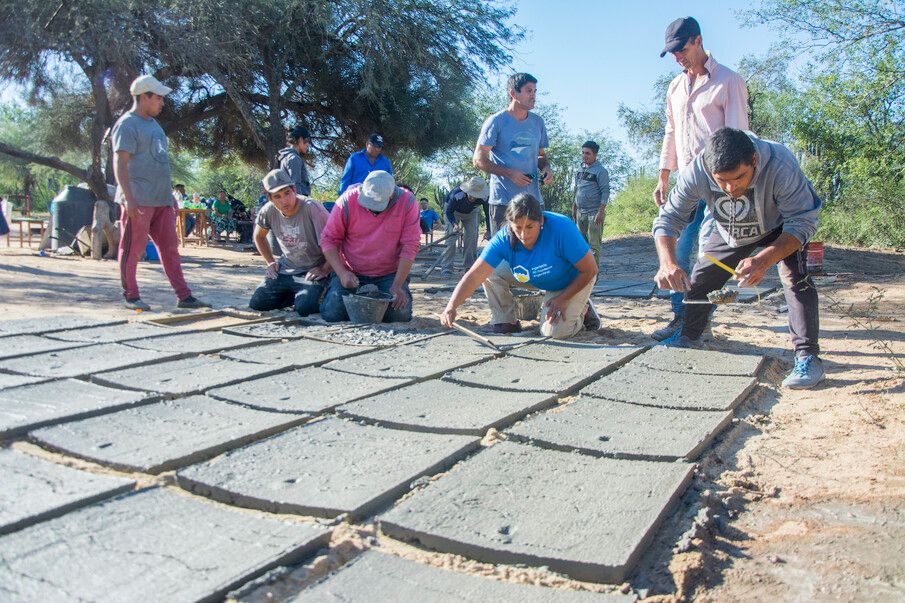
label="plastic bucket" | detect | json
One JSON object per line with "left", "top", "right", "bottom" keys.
{"left": 342, "top": 292, "right": 393, "bottom": 323}
{"left": 145, "top": 241, "right": 160, "bottom": 262}
{"left": 512, "top": 290, "right": 544, "bottom": 320}
{"left": 806, "top": 241, "right": 824, "bottom": 274}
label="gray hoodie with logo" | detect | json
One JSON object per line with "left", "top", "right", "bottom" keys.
{"left": 573, "top": 160, "right": 610, "bottom": 214}
{"left": 653, "top": 133, "right": 821, "bottom": 248}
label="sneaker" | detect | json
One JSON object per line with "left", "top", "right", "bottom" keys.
{"left": 659, "top": 331, "right": 705, "bottom": 349}
{"left": 782, "top": 355, "right": 825, "bottom": 389}
{"left": 490, "top": 321, "right": 521, "bottom": 334}
{"left": 124, "top": 298, "right": 151, "bottom": 311}
{"left": 177, "top": 296, "right": 212, "bottom": 309}
{"left": 583, "top": 301, "right": 601, "bottom": 331}
{"left": 651, "top": 315, "right": 683, "bottom": 341}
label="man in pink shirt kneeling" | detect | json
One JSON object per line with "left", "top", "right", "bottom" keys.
{"left": 319, "top": 170, "right": 421, "bottom": 322}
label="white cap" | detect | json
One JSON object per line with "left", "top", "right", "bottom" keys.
{"left": 130, "top": 75, "right": 172, "bottom": 97}
{"left": 358, "top": 171, "right": 396, "bottom": 212}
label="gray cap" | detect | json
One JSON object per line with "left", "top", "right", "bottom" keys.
{"left": 262, "top": 169, "right": 295, "bottom": 194}
{"left": 357, "top": 170, "right": 396, "bottom": 211}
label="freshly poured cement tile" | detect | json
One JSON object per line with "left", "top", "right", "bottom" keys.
{"left": 338, "top": 380, "right": 556, "bottom": 435}
{"left": 507, "top": 396, "right": 733, "bottom": 461}
{"left": 92, "top": 355, "right": 279, "bottom": 395}
{"left": 45, "top": 321, "right": 172, "bottom": 344}
{"left": 0, "top": 343, "right": 169, "bottom": 378}
{"left": 0, "top": 379, "right": 152, "bottom": 439}
{"left": 0, "top": 373, "right": 42, "bottom": 390}
{"left": 0, "top": 335, "right": 92, "bottom": 361}
{"left": 633, "top": 346, "right": 764, "bottom": 377}
{"left": 581, "top": 363, "right": 757, "bottom": 411}
{"left": 325, "top": 334, "right": 495, "bottom": 380}
{"left": 0, "top": 487, "right": 330, "bottom": 602}
{"left": 221, "top": 338, "right": 370, "bottom": 368}
{"left": 508, "top": 342, "right": 644, "bottom": 366}
{"left": 0, "top": 449, "right": 134, "bottom": 535}
{"left": 291, "top": 551, "right": 625, "bottom": 602}
{"left": 124, "top": 331, "right": 264, "bottom": 354}
{"left": 208, "top": 367, "right": 410, "bottom": 413}
{"left": 380, "top": 441, "right": 694, "bottom": 583}
{"left": 0, "top": 316, "right": 122, "bottom": 338}
{"left": 444, "top": 347, "right": 638, "bottom": 394}
{"left": 31, "top": 395, "right": 309, "bottom": 473}
{"left": 178, "top": 417, "right": 478, "bottom": 519}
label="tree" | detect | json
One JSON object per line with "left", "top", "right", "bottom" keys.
{"left": 616, "top": 73, "right": 674, "bottom": 163}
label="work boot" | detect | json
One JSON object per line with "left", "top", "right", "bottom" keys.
{"left": 124, "top": 298, "right": 151, "bottom": 311}
{"left": 659, "top": 331, "right": 706, "bottom": 349}
{"left": 781, "top": 354, "right": 825, "bottom": 389}
{"left": 490, "top": 321, "right": 521, "bottom": 334}
{"left": 177, "top": 296, "right": 212, "bottom": 309}
{"left": 583, "top": 300, "right": 601, "bottom": 331}
{"left": 651, "top": 314, "right": 683, "bottom": 341}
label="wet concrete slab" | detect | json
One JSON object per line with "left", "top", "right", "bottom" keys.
{"left": 178, "top": 417, "right": 478, "bottom": 520}
{"left": 92, "top": 355, "right": 280, "bottom": 395}
{"left": 220, "top": 338, "right": 371, "bottom": 368}
{"left": 581, "top": 362, "right": 758, "bottom": 411}
{"left": 0, "top": 487, "right": 331, "bottom": 602}
{"left": 290, "top": 550, "right": 626, "bottom": 602}
{"left": 0, "top": 373, "right": 42, "bottom": 391}
{"left": 338, "top": 380, "right": 556, "bottom": 435}
{"left": 632, "top": 346, "right": 764, "bottom": 377}
{"left": 124, "top": 331, "right": 265, "bottom": 355}
{"left": 325, "top": 334, "right": 496, "bottom": 380}
{"left": 0, "top": 343, "right": 172, "bottom": 379}
{"left": 208, "top": 367, "right": 411, "bottom": 413}
{"left": 0, "top": 316, "right": 123, "bottom": 338}
{"left": 0, "top": 335, "right": 93, "bottom": 361}
{"left": 507, "top": 396, "right": 733, "bottom": 462}
{"left": 0, "top": 449, "right": 134, "bottom": 536}
{"left": 0, "top": 379, "right": 153, "bottom": 440}
{"left": 380, "top": 441, "right": 694, "bottom": 583}
{"left": 45, "top": 321, "right": 173, "bottom": 344}
{"left": 508, "top": 342, "right": 644, "bottom": 366}
{"left": 30, "top": 396, "right": 309, "bottom": 473}
{"left": 444, "top": 346, "right": 640, "bottom": 394}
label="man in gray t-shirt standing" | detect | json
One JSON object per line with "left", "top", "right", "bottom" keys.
{"left": 250, "top": 169, "right": 331, "bottom": 316}
{"left": 474, "top": 72, "right": 551, "bottom": 235}
{"left": 112, "top": 75, "right": 209, "bottom": 312}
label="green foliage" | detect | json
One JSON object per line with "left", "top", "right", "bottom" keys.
{"left": 602, "top": 172, "right": 660, "bottom": 237}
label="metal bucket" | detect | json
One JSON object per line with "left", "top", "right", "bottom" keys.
{"left": 512, "top": 289, "right": 544, "bottom": 320}
{"left": 342, "top": 292, "right": 393, "bottom": 323}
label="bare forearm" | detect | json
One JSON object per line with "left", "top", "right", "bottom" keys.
{"left": 113, "top": 155, "right": 135, "bottom": 205}
{"left": 254, "top": 229, "right": 275, "bottom": 265}
{"left": 655, "top": 235, "right": 679, "bottom": 266}
{"left": 755, "top": 233, "right": 802, "bottom": 266}
{"left": 392, "top": 258, "right": 414, "bottom": 287}
{"left": 474, "top": 149, "right": 511, "bottom": 179}
{"left": 323, "top": 248, "right": 348, "bottom": 275}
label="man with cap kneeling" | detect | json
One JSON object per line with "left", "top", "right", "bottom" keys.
{"left": 440, "top": 176, "right": 491, "bottom": 277}
{"left": 319, "top": 170, "right": 421, "bottom": 322}
{"left": 250, "top": 169, "right": 331, "bottom": 316}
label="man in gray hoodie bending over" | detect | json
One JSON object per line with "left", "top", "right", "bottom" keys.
{"left": 652, "top": 127, "right": 824, "bottom": 389}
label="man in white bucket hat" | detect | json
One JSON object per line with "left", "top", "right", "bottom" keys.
{"left": 439, "top": 175, "right": 490, "bottom": 276}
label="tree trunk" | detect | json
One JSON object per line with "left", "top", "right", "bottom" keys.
{"left": 0, "top": 142, "right": 89, "bottom": 181}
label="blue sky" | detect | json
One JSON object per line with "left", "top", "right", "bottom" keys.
{"left": 498, "top": 0, "right": 787, "bottom": 144}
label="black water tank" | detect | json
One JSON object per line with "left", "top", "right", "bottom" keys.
{"left": 51, "top": 186, "right": 96, "bottom": 250}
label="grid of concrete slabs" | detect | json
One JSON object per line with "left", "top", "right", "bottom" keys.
{"left": 0, "top": 313, "right": 765, "bottom": 599}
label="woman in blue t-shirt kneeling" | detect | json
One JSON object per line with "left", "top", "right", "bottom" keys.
{"left": 440, "top": 193, "right": 601, "bottom": 339}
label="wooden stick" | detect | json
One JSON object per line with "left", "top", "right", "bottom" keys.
{"left": 434, "top": 314, "right": 499, "bottom": 351}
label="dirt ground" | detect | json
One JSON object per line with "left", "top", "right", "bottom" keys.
{"left": 1, "top": 234, "right": 903, "bottom": 601}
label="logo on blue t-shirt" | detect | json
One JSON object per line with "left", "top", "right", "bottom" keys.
{"left": 512, "top": 264, "right": 530, "bottom": 283}
{"left": 510, "top": 131, "right": 536, "bottom": 162}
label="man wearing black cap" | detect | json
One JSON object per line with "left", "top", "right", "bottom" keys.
{"left": 275, "top": 126, "right": 312, "bottom": 196}
{"left": 338, "top": 133, "right": 393, "bottom": 194}
{"left": 650, "top": 16, "right": 749, "bottom": 342}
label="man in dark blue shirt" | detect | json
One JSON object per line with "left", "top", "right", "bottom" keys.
{"left": 338, "top": 133, "right": 393, "bottom": 194}
{"left": 440, "top": 177, "right": 490, "bottom": 276}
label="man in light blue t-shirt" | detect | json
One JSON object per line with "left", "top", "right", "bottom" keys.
{"left": 474, "top": 73, "right": 551, "bottom": 236}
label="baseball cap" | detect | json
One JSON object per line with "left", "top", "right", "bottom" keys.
{"left": 358, "top": 170, "right": 396, "bottom": 212}
{"left": 660, "top": 17, "right": 701, "bottom": 57}
{"left": 459, "top": 176, "right": 489, "bottom": 200}
{"left": 261, "top": 169, "right": 295, "bottom": 194}
{"left": 289, "top": 125, "right": 310, "bottom": 141}
{"left": 130, "top": 75, "right": 172, "bottom": 96}
{"left": 368, "top": 133, "right": 385, "bottom": 147}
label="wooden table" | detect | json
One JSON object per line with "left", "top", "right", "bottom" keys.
{"left": 6, "top": 217, "right": 47, "bottom": 248}
{"left": 176, "top": 208, "right": 208, "bottom": 247}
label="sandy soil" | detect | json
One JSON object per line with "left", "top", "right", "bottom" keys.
{"left": 1, "top": 235, "right": 902, "bottom": 601}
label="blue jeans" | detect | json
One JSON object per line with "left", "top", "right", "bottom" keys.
{"left": 320, "top": 272, "right": 412, "bottom": 323}
{"left": 249, "top": 274, "right": 324, "bottom": 316}
{"left": 671, "top": 200, "right": 707, "bottom": 317}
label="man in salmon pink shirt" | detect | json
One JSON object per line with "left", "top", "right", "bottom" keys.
{"left": 319, "top": 170, "right": 421, "bottom": 322}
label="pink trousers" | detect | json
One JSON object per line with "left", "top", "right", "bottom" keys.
{"left": 118, "top": 204, "right": 191, "bottom": 301}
